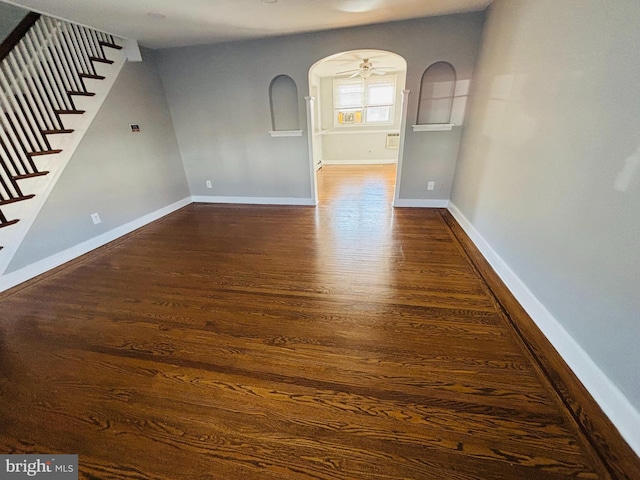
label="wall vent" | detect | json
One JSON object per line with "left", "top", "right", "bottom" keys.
{"left": 386, "top": 133, "right": 400, "bottom": 149}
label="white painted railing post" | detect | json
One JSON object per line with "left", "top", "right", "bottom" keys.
{"left": 393, "top": 89, "right": 411, "bottom": 206}
{"left": 305, "top": 95, "right": 318, "bottom": 206}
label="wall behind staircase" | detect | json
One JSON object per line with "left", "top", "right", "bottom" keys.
{"left": 6, "top": 48, "right": 189, "bottom": 273}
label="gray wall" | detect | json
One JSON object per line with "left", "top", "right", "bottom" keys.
{"left": 7, "top": 49, "right": 189, "bottom": 272}
{"left": 0, "top": 2, "right": 29, "bottom": 44}
{"left": 402, "top": 128, "right": 463, "bottom": 199}
{"left": 451, "top": 0, "right": 640, "bottom": 409}
{"left": 156, "top": 14, "right": 484, "bottom": 200}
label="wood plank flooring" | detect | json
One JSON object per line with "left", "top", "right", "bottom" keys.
{"left": 0, "top": 165, "right": 616, "bottom": 478}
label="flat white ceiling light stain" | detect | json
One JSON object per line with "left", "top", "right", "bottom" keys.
{"left": 5, "top": 0, "right": 492, "bottom": 49}
{"left": 337, "top": 0, "right": 383, "bottom": 14}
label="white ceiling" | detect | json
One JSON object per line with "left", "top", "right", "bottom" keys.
{"left": 4, "top": 0, "right": 492, "bottom": 49}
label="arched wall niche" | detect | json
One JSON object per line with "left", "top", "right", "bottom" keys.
{"left": 416, "top": 61, "right": 457, "bottom": 125}
{"left": 269, "top": 74, "right": 300, "bottom": 132}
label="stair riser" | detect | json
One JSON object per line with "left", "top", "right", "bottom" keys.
{"left": 92, "top": 61, "right": 123, "bottom": 82}
{"left": 45, "top": 133, "right": 75, "bottom": 152}
{"left": 26, "top": 154, "right": 62, "bottom": 175}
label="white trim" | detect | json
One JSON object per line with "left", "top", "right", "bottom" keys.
{"left": 412, "top": 123, "right": 455, "bottom": 132}
{"left": 393, "top": 90, "right": 410, "bottom": 206}
{"left": 192, "top": 195, "right": 316, "bottom": 206}
{"left": 0, "top": 197, "right": 192, "bottom": 294}
{"left": 321, "top": 129, "right": 400, "bottom": 135}
{"left": 447, "top": 202, "right": 640, "bottom": 456}
{"left": 123, "top": 38, "right": 142, "bottom": 62}
{"left": 393, "top": 198, "right": 449, "bottom": 208}
{"left": 322, "top": 159, "right": 397, "bottom": 165}
{"left": 304, "top": 96, "right": 318, "bottom": 205}
{"left": 269, "top": 130, "right": 303, "bottom": 137}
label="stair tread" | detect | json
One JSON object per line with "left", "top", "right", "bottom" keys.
{"left": 89, "top": 56, "right": 114, "bottom": 64}
{"left": 0, "top": 194, "right": 35, "bottom": 206}
{"left": 68, "top": 91, "right": 96, "bottom": 97}
{"left": 0, "top": 219, "right": 19, "bottom": 229}
{"left": 80, "top": 73, "right": 105, "bottom": 80}
{"left": 99, "top": 41, "right": 122, "bottom": 50}
{"left": 55, "top": 109, "right": 85, "bottom": 115}
{"left": 14, "top": 171, "right": 49, "bottom": 180}
{"left": 28, "top": 149, "right": 62, "bottom": 156}
{"left": 42, "top": 129, "right": 74, "bottom": 135}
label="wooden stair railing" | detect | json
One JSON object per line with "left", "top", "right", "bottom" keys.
{"left": 0, "top": 12, "right": 122, "bottom": 244}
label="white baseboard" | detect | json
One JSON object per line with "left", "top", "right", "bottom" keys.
{"left": 192, "top": 195, "right": 316, "bottom": 206}
{"left": 447, "top": 202, "right": 640, "bottom": 456}
{"left": 0, "top": 197, "right": 192, "bottom": 293}
{"left": 393, "top": 198, "right": 449, "bottom": 208}
{"left": 322, "top": 159, "right": 398, "bottom": 165}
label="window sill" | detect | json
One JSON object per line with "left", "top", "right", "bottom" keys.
{"left": 323, "top": 129, "right": 400, "bottom": 135}
{"left": 412, "top": 124, "right": 455, "bottom": 132}
{"left": 269, "top": 130, "right": 303, "bottom": 137}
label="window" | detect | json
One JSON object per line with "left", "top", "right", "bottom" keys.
{"left": 417, "top": 62, "right": 456, "bottom": 125}
{"left": 333, "top": 75, "right": 396, "bottom": 127}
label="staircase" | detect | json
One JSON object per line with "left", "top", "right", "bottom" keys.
{"left": 0, "top": 12, "right": 126, "bottom": 274}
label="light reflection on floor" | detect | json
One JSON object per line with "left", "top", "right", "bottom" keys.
{"left": 314, "top": 164, "right": 398, "bottom": 307}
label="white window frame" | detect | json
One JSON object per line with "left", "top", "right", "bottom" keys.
{"left": 333, "top": 74, "right": 397, "bottom": 128}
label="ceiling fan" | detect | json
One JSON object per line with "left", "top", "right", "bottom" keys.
{"left": 336, "top": 58, "right": 395, "bottom": 79}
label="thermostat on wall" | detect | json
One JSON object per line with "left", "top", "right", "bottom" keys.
{"left": 130, "top": 124, "right": 140, "bottom": 132}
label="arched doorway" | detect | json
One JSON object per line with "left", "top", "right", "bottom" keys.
{"left": 308, "top": 50, "right": 408, "bottom": 204}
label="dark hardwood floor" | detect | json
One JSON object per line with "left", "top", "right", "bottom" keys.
{"left": 0, "top": 165, "right": 621, "bottom": 478}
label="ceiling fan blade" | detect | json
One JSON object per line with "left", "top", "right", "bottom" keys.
{"left": 333, "top": 59, "right": 357, "bottom": 66}
{"left": 336, "top": 68, "right": 358, "bottom": 75}
{"left": 348, "top": 71, "right": 360, "bottom": 78}
{"left": 361, "top": 53, "right": 389, "bottom": 60}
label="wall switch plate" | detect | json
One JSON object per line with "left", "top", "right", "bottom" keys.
{"left": 91, "top": 213, "right": 101, "bottom": 224}
{"left": 206, "top": 180, "right": 212, "bottom": 188}
{"left": 427, "top": 181, "right": 435, "bottom": 191}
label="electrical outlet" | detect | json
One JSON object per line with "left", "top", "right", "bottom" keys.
{"left": 90, "top": 213, "right": 101, "bottom": 225}
{"left": 427, "top": 181, "right": 435, "bottom": 191}
{"left": 206, "top": 180, "right": 212, "bottom": 188}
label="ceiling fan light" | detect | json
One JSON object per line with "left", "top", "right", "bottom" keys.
{"left": 360, "top": 69, "right": 372, "bottom": 79}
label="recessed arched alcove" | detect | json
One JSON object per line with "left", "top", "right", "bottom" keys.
{"left": 416, "top": 61, "right": 456, "bottom": 125}
{"left": 269, "top": 74, "right": 300, "bottom": 133}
